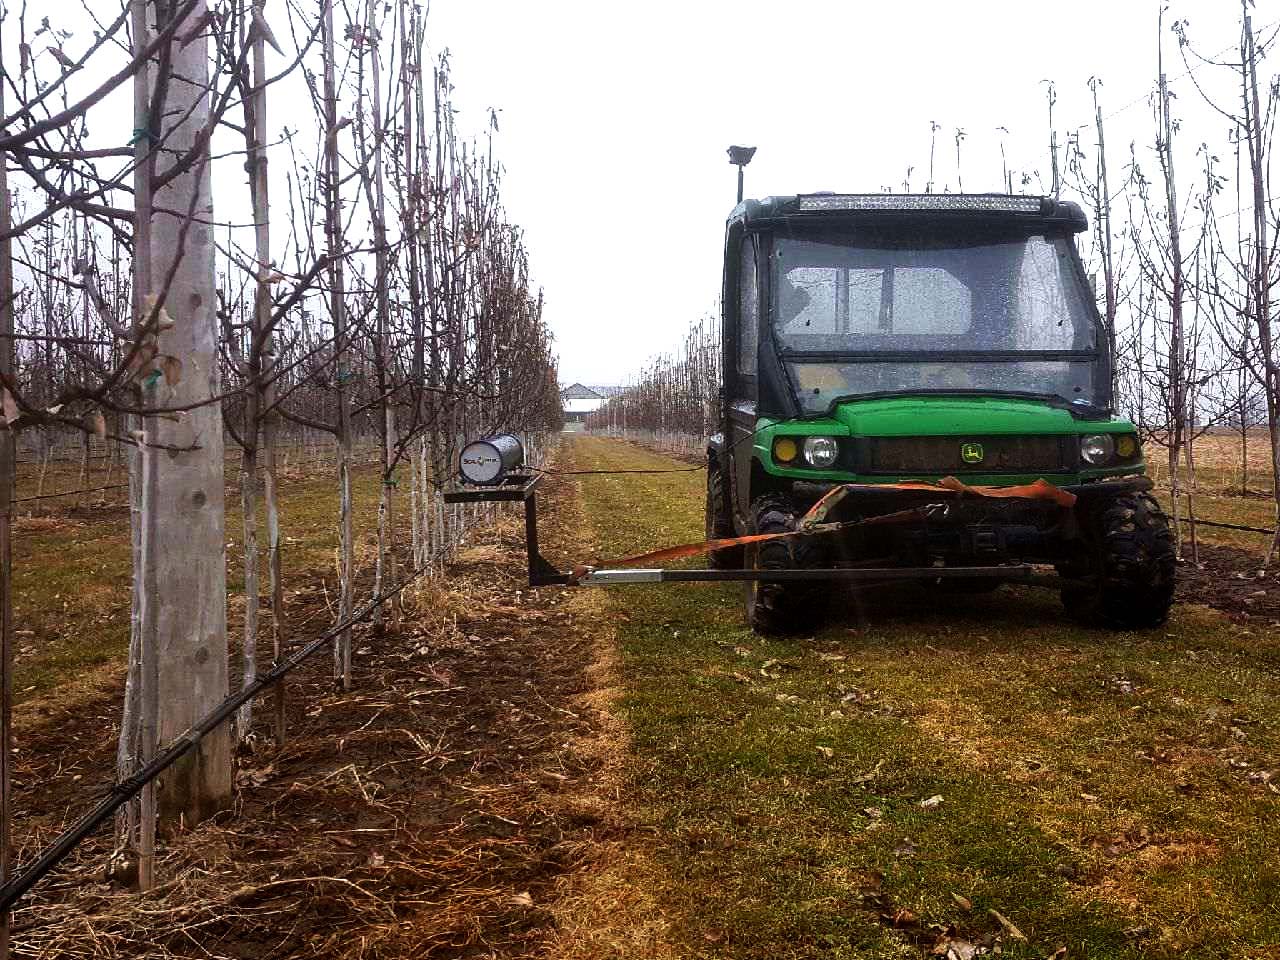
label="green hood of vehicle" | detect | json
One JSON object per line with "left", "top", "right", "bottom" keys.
{"left": 825, "top": 395, "right": 1125, "bottom": 437}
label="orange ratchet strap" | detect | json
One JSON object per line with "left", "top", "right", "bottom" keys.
{"left": 567, "top": 476, "right": 1076, "bottom": 584}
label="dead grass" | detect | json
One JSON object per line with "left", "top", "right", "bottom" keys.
{"left": 1176, "top": 429, "right": 1274, "bottom": 493}
{"left": 8, "top": 456, "right": 391, "bottom": 704}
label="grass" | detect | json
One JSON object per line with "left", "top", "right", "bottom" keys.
{"left": 1146, "top": 431, "right": 1277, "bottom": 554}
{"left": 11, "top": 454, "right": 397, "bottom": 703}
{"left": 566, "top": 434, "right": 1280, "bottom": 959}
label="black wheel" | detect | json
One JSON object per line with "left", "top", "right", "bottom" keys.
{"left": 706, "top": 463, "right": 743, "bottom": 570}
{"left": 1062, "top": 492, "right": 1176, "bottom": 628}
{"left": 744, "top": 494, "right": 829, "bottom": 636}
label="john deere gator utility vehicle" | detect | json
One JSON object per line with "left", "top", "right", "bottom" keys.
{"left": 705, "top": 193, "right": 1175, "bottom": 635}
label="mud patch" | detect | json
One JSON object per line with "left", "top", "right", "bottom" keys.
{"left": 1177, "top": 543, "right": 1280, "bottom": 623}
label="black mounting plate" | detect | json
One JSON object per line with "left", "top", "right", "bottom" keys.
{"left": 441, "top": 473, "right": 570, "bottom": 586}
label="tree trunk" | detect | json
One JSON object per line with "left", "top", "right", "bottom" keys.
{"left": 364, "top": 0, "right": 395, "bottom": 630}
{"left": 1242, "top": 11, "right": 1280, "bottom": 565}
{"left": 0, "top": 35, "right": 16, "bottom": 952}
{"left": 322, "top": 0, "right": 354, "bottom": 688}
{"left": 250, "top": 1, "right": 286, "bottom": 747}
{"left": 1158, "top": 61, "right": 1187, "bottom": 556}
{"left": 144, "top": 0, "right": 231, "bottom": 828}
{"left": 123, "top": 0, "right": 156, "bottom": 889}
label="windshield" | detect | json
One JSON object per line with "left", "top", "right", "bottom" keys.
{"left": 771, "top": 232, "right": 1104, "bottom": 412}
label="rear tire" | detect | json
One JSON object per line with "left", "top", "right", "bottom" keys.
{"left": 1062, "top": 492, "right": 1176, "bottom": 628}
{"left": 744, "top": 494, "right": 829, "bottom": 636}
{"left": 706, "top": 463, "right": 743, "bottom": 570}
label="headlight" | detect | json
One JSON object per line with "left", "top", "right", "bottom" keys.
{"left": 1080, "top": 433, "right": 1116, "bottom": 466}
{"left": 1115, "top": 433, "right": 1140, "bottom": 460}
{"left": 802, "top": 436, "right": 839, "bottom": 468}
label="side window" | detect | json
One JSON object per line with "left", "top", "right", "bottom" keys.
{"left": 738, "top": 239, "right": 758, "bottom": 378}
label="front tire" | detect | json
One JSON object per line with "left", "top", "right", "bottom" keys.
{"left": 1062, "top": 492, "right": 1176, "bottom": 628}
{"left": 706, "top": 463, "right": 744, "bottom": 570}
{"left": 744, "top": 494, "right": 829, "bottom": 636}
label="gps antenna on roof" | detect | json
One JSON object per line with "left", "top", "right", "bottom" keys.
{"left": 727, "top": 145, "right": 756, "bottom": 204}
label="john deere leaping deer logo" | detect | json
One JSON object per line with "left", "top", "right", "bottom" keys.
{"left": 960, "top": 441, "right": 985, "bottom": 465}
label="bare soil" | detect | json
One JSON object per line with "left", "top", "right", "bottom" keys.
{"left": 11, "top": 463, "right": 624, "bottom": 958}
{"left": 1177, "top": 543, "right": 1280, "bottom": 625}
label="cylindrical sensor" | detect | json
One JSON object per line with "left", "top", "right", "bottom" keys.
{"left": 458, "top": 433, "right": 525, "bottom": 485}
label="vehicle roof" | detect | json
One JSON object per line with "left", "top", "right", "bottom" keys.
{"left": 729, "top": 193, "right": 1088, "bottom": 233}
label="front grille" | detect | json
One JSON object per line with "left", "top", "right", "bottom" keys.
{"left": 865, "top": 435, "right": 1069, "bottom": 474}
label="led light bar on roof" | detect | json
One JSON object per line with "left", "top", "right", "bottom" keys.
{"left": 796, "top": 194, "right": 1044, "bottom": 214}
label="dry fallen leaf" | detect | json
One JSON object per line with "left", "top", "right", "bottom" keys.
{"left": 882, "top": 907, "right": 918, "bottom": 928}
{"left": 509, "top": 891, "right": 533, "bottom": 907}
{"left": 937, "top": 940, "right": 981, "bottom": 960}
{"left": 950, "top": 892, "right": 972, "bottom": 911}
{"left": 235, "top": 763, "right": 276, "bottom": 788}
{"left": 919, "top": 794, "right": 944, "bottom": 809}
{"left": 816, "top": 746, "right": 834, "bottom": 760}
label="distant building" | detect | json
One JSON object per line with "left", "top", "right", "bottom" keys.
{"left": 560, "top": 382, "right": 605, "bottom": 429}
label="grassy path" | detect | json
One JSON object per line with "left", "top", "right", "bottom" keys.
{"left": 564, "top": 435, "right": 1280, "bottom": 960}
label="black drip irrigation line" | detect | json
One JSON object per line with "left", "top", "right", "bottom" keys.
{"left": 0, "top": 560, "right": 434, "bottom": 915}
{"left": 1186, "top": 517, "right": 1275, "bottom": 537}
{"left": 10, "top": 483, "right": 131, "bottom": 504}
{"left": 9, "top": 456, "right": 387, "bottom": 506}
{"left": 531, "top": 465, "right": 702, "bottom": 477}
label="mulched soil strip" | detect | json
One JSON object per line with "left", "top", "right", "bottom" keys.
{"left": 10, "top": 466, "right": 614, "bottom": 958}
{"left": 1177, "top": 542, "right": 1280, "bottom": 624}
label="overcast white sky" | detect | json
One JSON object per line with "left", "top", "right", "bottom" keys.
{"left": 414, "top": 0, "right": 1258, "bottom": 386}
{"left": 1, "top": 0, "right": 1264, "bottom": 387}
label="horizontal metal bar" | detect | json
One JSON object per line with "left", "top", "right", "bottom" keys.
{"left": 578, "top": 564, "right": 1035, "bottom": 585}
{"left": 579, "top": 569, "right": 664, "bottom": 584}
